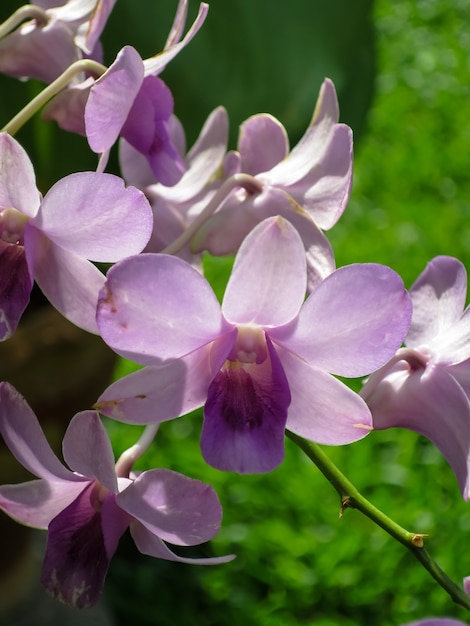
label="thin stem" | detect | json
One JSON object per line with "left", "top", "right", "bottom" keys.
{"left": 115, "top": 423, "right": 160, "bottom": 478}
{"left": 161, "top": 173, "right": 263, "bottom": 255}
{"left": 0, "top": 5, "right": 47, "bottom": 40}
{"left": 287, "top": 430, "right": 470, "bottom": 611}
{"left": 1, "top": 58, "right": 107, "bottom": 136}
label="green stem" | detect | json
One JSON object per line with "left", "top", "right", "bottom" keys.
{"left": 286, "top": 430, "right": 470, "bottom": 611}
{"left": 0, "top": 5, "right": 48, "bottom": 40}
{"left": 1, "top": 59, "right": 106, "bottom": 136}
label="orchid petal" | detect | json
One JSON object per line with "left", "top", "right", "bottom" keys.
{"left": 27, "top": 228, "right": 105, "bottom": 334}
{"left": 262, "top": 78, "right": 341, "bottom": 186}
{"left": 0, "top": 241, "right": 33, "bottom": 340}
{"left": 431, "top": 306, "right": 470, "bottom": 366}
{"left": 86, "top": 45, "right": 144, "bottom": 153}
{"left": 62, "top": 411, "right": 117, "bottom": 492}
{"left": 158, "top": 106, "right": 229, "bottom": 202}
{"left": 279, "top": 123, "right": 353, "bottom": 230}
{"left": 41, "top": 78, "right": 92, "bottom": 136}
{"left": 97, "top": 253, "right": 228, "bottom": 362}
{"left": 273, "top": 263, "right": 411, "bottom": 377}
{"left": 0, "top": 382, "right": 76, "bottom": 482}
{"left": 222, "top": 216, "right": 306, "bottom": 327}
{"left": 407, "top": 256, "right": 468, "bottom": 347}
{"left": 131, "top": 521, "right": 234, "bottom": 564}
{"left": 32, "top": 172, "right": 152, "bottom": 261}
{"left": 0, "top": 133, "right": 40, "bottom": 217}
{"left": 276, "top": 346, "right": 372, "bottom": 445}
{"left": 201, "top": 336, "right": 291, "bottom": 473}
{"left": 0, "top": 21, "right": 80, "bottom": 83}
{"left": 143, "top": 3, "right": 209, "bottom": 76}
{"left": 0, "top": 480, "right": 88, "bottom": 529}
{"left": 363, "top": 361, "right": 470, "bottom": 500}
{"left": 238, "top": 114, "right": 289, "bottom": 175}
{"left": 117, "top": 469, "right": 222, "bottom": 545}
{"left": 96, "top": 334, "right": 235, "bottom": 423}
{"left": 41, "top": 484, "right": 115, "bottom": 608}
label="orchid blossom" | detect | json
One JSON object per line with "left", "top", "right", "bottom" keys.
{"left": 95, "top": 216, "right": 411, "bottom": 474}
{"left": 0, "top": 132, "right": 153, "bottom": 339}
{"left": 0, "top": 382, "right": 230, "bottom": 608}
{"left": 0, "top": 0, "right": 115, "bottom": 83}
{"left": 361, "top": 255, "right": 470, "bottom": 500}
{"left": 189, "top": 78, "right": 352, "bottom": 289}
{"left": 42, "top": 0, "right": 209, "bottom": 181}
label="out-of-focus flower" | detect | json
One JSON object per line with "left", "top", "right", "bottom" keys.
{"left": 95, "top": 216, "right": 411, "bottom": 474}
{"left": 402, "top": 617, "right": 467, "bottom": 626}
{"left": 361, "top": 256, "right": 470, "bottom": 499}
{"left": 0, "top": 382, "right": 231, "bottom": 608}
{"left": 0, "top": 132, "right": 153, "bottom": 338}
{"left": 0, "top": 0, "right": 115, "bottom": 82}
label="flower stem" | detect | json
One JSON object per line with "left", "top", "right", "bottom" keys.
{"left": 0, "top": 5, "right": 48, "bottom": 40}
{"left": 1, "top": 59, "right": 106, "bottom": 136}
{"left": 161, "top": 173, "right": 263, "bottom": 255}
{"left": 286, "top": 430, "right": 470, "bottom": 611}
{"left": 115, "top": 423, "right": 159, "bottom": 478}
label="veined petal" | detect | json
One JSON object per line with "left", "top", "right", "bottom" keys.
{"left": 276, "top": 346, "right": 372, "bottom": 445}
{"left": 62, "top": 411, "right": 117, "bottom": 492}
{"left": 238, "top": 114, "right": 289, "bottom": 175}
{"left": 95, "top": 334, "right": 235, "bottom": 423}
{"left": 0, "top": 133, "right": 41, "bottom": 217}
{"left": 0, "top": 382, "right": 76, "bottom": 482}
{"left": 222, "top": 216, "right": 306, "bottom": 327}
{"left": 279, "top": 123, "right": 353, "bottom": 230}
{"left": 432, "top": 306, "right": 470, "bottom": 365}
{"left": 273, "top": 263, "right": 412, "bottom": 377}
{"left": 117, "top": 468, "right": 222, "bottom": 546}
{"left": 362, "top": 361, "right": 470, "bottom": 500}
{"left": 0, "top": 241, "right": 33, "bottom": 340}
{"left": 0, "top": 480, "right": 88, "bottom": 529}
{"left": 41, "top": 484, "right": 121, "bottom": 608}
{"left": 131, "top": 521, "right": 234, "bottom": 564}
{"left": 407, "top": 256, "right": 468, "bottom": 348}
{"left": 32, "top": 172, "right": 152, "bottom": 261}
{"left": 97, "top": 253, "right": 228, "bottom": 363}
{"left": 201, "top": 336, "right": 291, "bottom": 473}
{"left": 86, "top": 45, "right": 144, "bottom": 153}
{"left": 28, "top": 228, "right": 105, "bottom": 334}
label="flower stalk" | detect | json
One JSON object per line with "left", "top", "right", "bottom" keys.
{"left": 1, "top": 58, "right": 106, "bottom": 136}
{"left": 286, "top": 430, "right": 470, "bottom": 612}
{"left": 0, "top": 5, "right": 48, "bottom": 40}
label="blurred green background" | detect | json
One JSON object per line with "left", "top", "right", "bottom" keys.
{"left": 1, "top": 0, "right": 470, "bottom": 625}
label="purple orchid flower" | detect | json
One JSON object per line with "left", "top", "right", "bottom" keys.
{"left": 0, "top": 132, "right": 153, "bottom": 339}
{"left": 0, "top": 382, "right": 230, "bottom": 608}
{"left": 0, "top": 0, "right": 115, "bottom": 83}
{"left": 188, "top": 78, "right": 352, "bottom": 289}
{"left": 119, "top": 105, "right": 230, "bottom": 265}
{"left": 95, "top": 216, "right": 411, "bottom": 474}
{"left": 42, "top": 0, "right": 208, "bottom": 183}
{"left": 361, "top": 256, "right": 470, "bottom": 500}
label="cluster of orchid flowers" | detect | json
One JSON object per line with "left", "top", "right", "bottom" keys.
{"left": 0, "top": 0, "right": 469, "bottom": 622}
